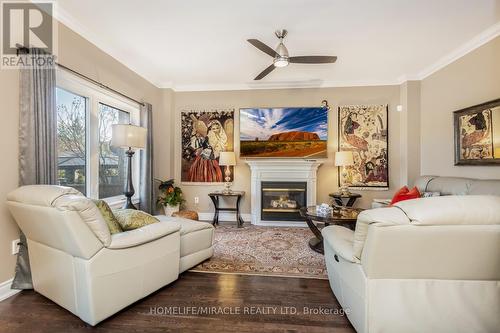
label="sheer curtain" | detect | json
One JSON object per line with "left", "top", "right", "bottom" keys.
{"left": 13, "top": 48, "right": 57, "bottom": 289}
{"left": 140, "top": 103, "right": 155, "bottom": 214}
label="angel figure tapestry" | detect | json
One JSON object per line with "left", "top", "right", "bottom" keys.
{"left": 181, "top": 109, "right": 234, "bottom": 183}
{"left": 338, "top": 105, "right": 388, "bottom": 189}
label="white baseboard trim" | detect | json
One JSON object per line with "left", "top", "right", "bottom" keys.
{"left": 0, "top": 278, "right": 20, "bottom": 302}
{"left": 198, "top": 212, "right": 252, "bottom": 223}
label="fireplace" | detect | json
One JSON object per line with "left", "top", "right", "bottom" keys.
{"left": 245, "top": 159, "right": 324, "bottom": 226}
{"left": 261, "top": 181, "right": 307, "bottom": 221}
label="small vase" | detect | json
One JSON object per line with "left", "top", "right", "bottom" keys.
{"left": 164, "top": 204, "right": 180, "bottom": 216}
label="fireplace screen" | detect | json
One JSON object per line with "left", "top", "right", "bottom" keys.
{"left": 261, "top": 181, "right": 307, "bottom": 221}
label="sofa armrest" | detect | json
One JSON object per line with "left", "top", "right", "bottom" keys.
{"left": 322, "top": 226, "right": 356, "bottom": 263}
{"left": 108, "top": 221, "right": 181, "bottom": 249}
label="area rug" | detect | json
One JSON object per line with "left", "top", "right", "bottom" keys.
{"left": 190, "top": 225, "right": 327, "bottom": 279}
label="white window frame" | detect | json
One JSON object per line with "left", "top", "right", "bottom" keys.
{"left": 56, "top": 69, "right": 141, "bottom": 208}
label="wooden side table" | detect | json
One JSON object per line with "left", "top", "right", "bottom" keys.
{"left": 328, "top": 192, "right": 362, "bottom": 207}
{"left": 208, "top": 191, "right": 245, "bottom": 227}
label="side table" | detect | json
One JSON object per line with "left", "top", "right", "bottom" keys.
{"left": 328, "top": 192, "right": 362, "bottom": 207}
{"left": 208, "top": 191, "right": 245, "bottom": 227}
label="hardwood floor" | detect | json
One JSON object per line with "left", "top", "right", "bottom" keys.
{"left": 0, "top": 272, "right": 354, "bottom": 333}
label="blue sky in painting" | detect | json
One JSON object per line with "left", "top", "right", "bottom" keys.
{"left": 240, "top": 107, "right": 328, "bottom": 141}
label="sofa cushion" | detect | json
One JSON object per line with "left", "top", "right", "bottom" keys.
{"left": 92, "top": 200, "right": 123, "bottom": 234}
{"left": 113, "top": 209, "right": 159, "bottom": 231}
{"left": 322, "top": 225, "right": 356, "bottom": 263}
{"left": 424, "top": 177, "right": 472, "bottom": 195}
{"left": 7, "top": 185, "right": 83, "bottom": 207}
{"left": 468, "top": 179, "right": 500, "bottom": 196}
{"left": 353, "top": 207, "right": 410, "bottom": 261}
{"left": 156, "top": 216, "right": 214, "bottom": 257}
{"left": 395, "top": 195, "right": 500, "bottom": 226}
{"left": 108, "top": 221, "right": 181, "bottom": 249}
{"left": 52, "top": 194, "right": 112, "bottom": 246}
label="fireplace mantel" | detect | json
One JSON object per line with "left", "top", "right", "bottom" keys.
{"left": 245, "top": 159, "right": 325, "bottom": 226}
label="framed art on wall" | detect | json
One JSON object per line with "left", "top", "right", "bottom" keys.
{"left": 181, "top": 109, "right": 235, "bottom": 183}
{"left": 338, "top": 104, "right": 389, "bottom": 189}
{"left": 454, "top": 98, "right": 500, "bottom": 165}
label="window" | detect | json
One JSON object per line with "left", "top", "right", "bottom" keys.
{"left": 98, "top": 103, "right": 130, "bottom": 198}
{"left": 56, "top": 70, "right": 140, "bottom": 205}
{"left": 56, "top": 88, "right": 87, "bottom": 195}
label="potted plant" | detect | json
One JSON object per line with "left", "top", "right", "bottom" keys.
{"left": 157, "top": 179, "right": 185, "bottom": 216}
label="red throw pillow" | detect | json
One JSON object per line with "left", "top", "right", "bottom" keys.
{"left": 390, "top": 186, "right": 420, "bottom": 205}
{"left": 390, "top": 186, "right": 409, "bottom": 205}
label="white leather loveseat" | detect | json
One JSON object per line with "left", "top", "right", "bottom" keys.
{"left": 7, "top": 185, "right": 214, "bottom": 325}
{"left": 323, "top": 195, "right": 500, "bottom": 333}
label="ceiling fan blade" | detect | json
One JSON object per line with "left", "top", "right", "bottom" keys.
{"left": 247, "top": 39, "right": 279, "bottom": 58}
{"left": 289, "top": 56, "right": 337, "bottom": 64}
{"left": 254, "top": 64, "right": 276, "bottom": 80}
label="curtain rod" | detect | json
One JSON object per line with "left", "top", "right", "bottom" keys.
{"left": 16, "top": 46, "right": 145, "bottom": 107}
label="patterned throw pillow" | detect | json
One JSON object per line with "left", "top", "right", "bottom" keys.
{"left": 113, "top": 209, "right": 159, "bottom": 231}
{"left": 92, "top": 199, "right": 123, "bottom": 234}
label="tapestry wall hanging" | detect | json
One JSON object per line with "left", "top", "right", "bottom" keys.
{"left": 454, "top": 98, "right": 500, "bottom": 165}
{"left": 181, "top": 109, "right": 234, "bottom": 183}
{"left": 338, "top": 104, "right": 389, "bottom": 189}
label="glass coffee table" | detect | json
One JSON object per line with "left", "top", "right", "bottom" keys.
{"left": 300, "top": 205, "right": 363, "bottom": 254}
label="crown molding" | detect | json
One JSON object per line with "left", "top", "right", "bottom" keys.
{"left": 168, "top": 79, "right": 403, "bottom": 92}
{"left": 416, "top": 22, "right": 500, "bottom": 80}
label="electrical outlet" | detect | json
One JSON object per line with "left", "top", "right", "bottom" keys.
{"left": 194, "top": 196, "right": 199, "bottom": 205}
{"left": 11, "top": 239, "right": 20, "bottom": 255}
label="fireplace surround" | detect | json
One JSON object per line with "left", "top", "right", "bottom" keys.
{"left": 245, "top": 159, "right": 324, "bottom": 226}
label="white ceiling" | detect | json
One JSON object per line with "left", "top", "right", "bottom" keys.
{"left": 55, "top": 0, "right": 500, "bottom": 91}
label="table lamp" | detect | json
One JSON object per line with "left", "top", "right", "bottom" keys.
{"left": 111, "top": 124, "right": 147, "bottom": 209}
{"left": 218, "top": 151, "right": 236, "bottom": 193}
{"left": 335, "top": 151, "right": 354, "bottom": 195}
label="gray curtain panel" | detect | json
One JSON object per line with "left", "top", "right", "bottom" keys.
{"left": 13, "top": 48, "right": 57, "bottom": 289}
{"left": 140, "top": 103, "right": 155, "bottom": 214}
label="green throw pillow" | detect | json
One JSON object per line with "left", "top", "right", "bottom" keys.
{"left": 92, "top": 200, "right": 123, "bottom": 234}
{"left": 113, "top": 209, "right": 159, "bottom": 231}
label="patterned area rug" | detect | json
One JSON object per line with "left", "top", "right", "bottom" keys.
{"left": 190, "top": 225, "right": 327, "bottom": 279}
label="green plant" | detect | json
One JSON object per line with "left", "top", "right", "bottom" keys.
{"left": 156, "top": 179, "right": 185, "bottom": 207}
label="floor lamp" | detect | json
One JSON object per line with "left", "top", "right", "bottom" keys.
{"left": 111, "top": 124, "right": 147, "bottom": 209}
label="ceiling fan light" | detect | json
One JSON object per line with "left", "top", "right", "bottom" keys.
{"left": 273, "top": 58, "right": 289, "bottom": 68}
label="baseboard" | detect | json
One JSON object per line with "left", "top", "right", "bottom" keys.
{"left": 198, "top": 212, "right": 252, "bottom": 223}
{"left": 0, "top": 278, "right": 20, "bottom": 302}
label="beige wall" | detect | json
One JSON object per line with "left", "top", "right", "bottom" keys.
{"left": 421, "top": 36, "right": 500, "bottom": 178}
{"left": 0, "top": 22, "right": 170, "bottom": 283}
{"left": 174, "top": 86, "right": 402, "bottom": 215}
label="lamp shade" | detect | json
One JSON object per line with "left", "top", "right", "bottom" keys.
{"left": 111, "top": 124, "right": 147, "bottom": 149}
{"left": 335, "top": 151, "right": 354, "bottom": 166}
{"left": 218, "top": 151, "right": 236, "bottom": 166}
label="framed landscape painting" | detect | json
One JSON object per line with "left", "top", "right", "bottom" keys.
{"left": 338, "top": 104, "right": 389, "bottom": 189}
{"left": 454, "top": 98, "right": 500, "bottom": 165}
{"left": 181, "top": 109, "right": 234, "bottom": 183}
{"left": 239, "top": 107, "right": 328, "bottom": 158}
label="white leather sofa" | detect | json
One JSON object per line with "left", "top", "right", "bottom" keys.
{"left": 7, "top": 185, "right": 214, "bottom": 326}
{"left": 372, "top": 175, "right": 500, "bottom": 208}
{"left": 323, "top": 195, "right": 500, "bottom": 333}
